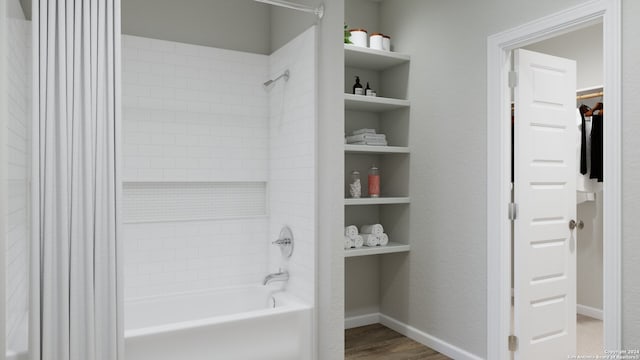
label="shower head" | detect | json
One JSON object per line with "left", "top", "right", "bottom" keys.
{"left": 263, "top": 69, "right": 290, "bottom": 87}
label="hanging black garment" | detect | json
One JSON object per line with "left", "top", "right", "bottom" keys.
{"left": 590, "top": 114, "right": 604, "bottom": 182}
{"left": 579, "top": 110, "right": 588, "bottom": 175}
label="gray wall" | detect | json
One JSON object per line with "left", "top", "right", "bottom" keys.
{"left": 621, "top": 0, "right": 640, "bottom": 348}
{"left": 121, "top": 0, "right": 271, "bottom": 54}
{"left": 269, "top": 0, "right": 317, "bottom": 52}
{"left": 345, "top": 0, "right": 379, "bottom": 37}
{"left": 378, "top": 0, "right": 615, "bottom": 356}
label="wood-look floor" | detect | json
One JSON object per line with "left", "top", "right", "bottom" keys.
{"left": 345, "top": 324, "right": 452, "bottom": 360}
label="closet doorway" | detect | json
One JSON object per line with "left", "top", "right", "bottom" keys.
{"left": 486, "top": 1, "right": 621, "bottom": 359}
{"left": 521, "top": 26, "right": 605, "bottom": 358}
{"left": 511, "top": 47, "right": 579, "bottom": 359}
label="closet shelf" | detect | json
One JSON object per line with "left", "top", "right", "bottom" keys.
{"left": 344, "top": 94, "right": 410, "bottom": 112}
{"left": 344, "top": 242, "right": 410, "bottom": 257}
{"left": 344, "top": 197, "right": 410, "bottom": 206}
{"left": 344, "top": 144, "right": 409, "bottom": 154}
{"left": 344, "top": 44, "right": 410, "bottom": 71}
{"left": 577, "top": 85, "right": 603, "bottom": 94}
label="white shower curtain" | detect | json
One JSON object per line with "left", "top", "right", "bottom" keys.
{"left": 31, "top": 1, "right": 123, "bottom": 359}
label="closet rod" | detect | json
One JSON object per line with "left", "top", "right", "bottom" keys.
{"left": 577, "top": 91, "right": 604, "bottom": 100}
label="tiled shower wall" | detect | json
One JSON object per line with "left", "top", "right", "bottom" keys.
{"left": 121, "top": 35, "right": 269, "bottom": 182}
{"left": 5, "top": 10, "right": 31, "bottom": 351}
{"left": 268, "top": 27, "right": 317, "bottom": 305}
{"left": 122, "top": 36, "right": 270, "bottom": 299}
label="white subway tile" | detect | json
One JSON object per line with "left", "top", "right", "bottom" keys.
{"left": 124, "top": 36, "right": 153, "bottom": 50}
{"left": 122, "top": 35, "right": 273, "bottom": 300}
{"left": 138, "top": 50, "right": 165, "bottom": 64}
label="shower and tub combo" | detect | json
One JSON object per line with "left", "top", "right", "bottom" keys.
{"left": 120, "top": 25, "right": 317, "bottom": 358}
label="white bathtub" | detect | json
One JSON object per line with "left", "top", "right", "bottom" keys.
{"left": 124, "top": 285, "right": 312, "bottom": 360}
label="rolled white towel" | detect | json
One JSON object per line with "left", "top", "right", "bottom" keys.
{"left": 353, "top": 235, "right": 364, "bottom": 248}
{"left": 362, "top": 233, "right": 379, "bottom": 247}
{"left": 344, "top": 236, "right": 355, "bottom": 249}
{"left": 344, "top": 225, "right": 358, "bottom": 238}
{"left": 360, "top": 224, "right": 384, "bottom": 235}
{"left": 379, "top": 233, "right": 389, "bottom": 246}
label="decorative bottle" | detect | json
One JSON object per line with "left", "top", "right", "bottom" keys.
{"left": 349, "top": 170, "right": 361, "bottom": 198}
{"left": 368, "top": 165, "right": 380, "bottom": 198}
{"left": 353, "top": 76, "right": 364, "bottom": 95}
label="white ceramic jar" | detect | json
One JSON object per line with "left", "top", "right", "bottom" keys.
{"left": 349, "top": 29, "right": 368, "bottom": 48}
{"left": 369, "top": 33, "right": 383, "bottom": 50}
{"left": 382, "top": 35, "right": 391, "bottom": 51}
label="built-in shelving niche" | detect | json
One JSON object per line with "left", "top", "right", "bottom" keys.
{"left": 122, "top": 181, "right": 267, "bottom": 223}
{"left": 343, "top": 36, "right": 411, "bottom": 327}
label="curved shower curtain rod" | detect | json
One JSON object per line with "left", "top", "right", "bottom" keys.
{"left": 254, "top": 0, "right": 324, "bottom": 19}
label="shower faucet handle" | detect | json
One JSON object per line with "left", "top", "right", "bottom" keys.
{"left": 272, "top": 237, "right": 292, "bottom": 245}
{"left": 272, "top": 226, "right": 294, "bottom": 258}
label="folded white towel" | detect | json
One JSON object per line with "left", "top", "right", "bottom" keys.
{"left": 352, "top": 128, "right": 377, "bottom": 136}
{"left": 347, "top": 140, "right": 389, "bottom": 146}
{"left": 379, "top": 233, "right": 389, "bottom": 246}
{"left": 362, "top": 233, "right": 379, "bottom": 247}
{"left": 346, "top": 134, "right": 386, "bottom": 143}
{"left": 344, "top": 225, "right": 358, "bottom": 238}
{"left": 344, "top": 235, "right": 355, "bottom": 249}
{"left": 363, "top": 140, "right": 388, "bottom": 146}
{"left": 353, "top": 235, "right": 364, "bottom": 248}
{"left": 360, "top": 224, "right": 384, "bottom": 235}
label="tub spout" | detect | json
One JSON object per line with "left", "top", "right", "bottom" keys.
{"left": 263, "top": 270, "right": 289, "bottom": 285}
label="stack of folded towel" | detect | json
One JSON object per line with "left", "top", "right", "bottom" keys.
{"left": 344, "top": 224, "right": 391, "bottom": 249}
{"left": 359, "top": 224, "right": 390, "bottom": 247}
{"left": 346, "top": 128, "right": 388, "bottom": 146}
{"left": 344, "top": 225, "right": 364, "bottom": 250}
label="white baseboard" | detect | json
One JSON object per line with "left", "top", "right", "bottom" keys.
{"left": 577, "top": 304, "right": 603, "bottom": 320}
{"left": 344, "top": 313, "right": 380, "bottom": 329}
{"left": 379, "top": 314, "right": 484, "bottom": 360}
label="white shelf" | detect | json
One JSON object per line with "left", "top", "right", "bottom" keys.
{"left": 344, "top": 144, "right": 409, "bottom": 154}
{"left": 344, "top": 197, "right": 410, "bottom": 206}
{"left": 344, "top": 44, "right": 410, "bottom": 71}
{"left": 344, "top": 94, "right": 410, "bottom": 112}
{"left": 344, "top": 242, "right": 410, "bottom": 257}
{"left": 577, "top": 85, "right": 604, "bottom": 94}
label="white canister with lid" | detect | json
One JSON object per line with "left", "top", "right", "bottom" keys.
{"left": 369, "top": 33, "right": 383, "bottom": 50}
{"left": 382, "top": 35, "right": 391, "bottom": 51}
{"left": 349, "top": 29, "right": 368, "bottom": 48}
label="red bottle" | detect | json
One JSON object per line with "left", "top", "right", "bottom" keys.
{"left": 368, "top": 165, "right": 380, "bottom": 197}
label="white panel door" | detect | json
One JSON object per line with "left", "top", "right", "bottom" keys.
{"left": 513, "top": 49, "right": 577, "bottom": 360}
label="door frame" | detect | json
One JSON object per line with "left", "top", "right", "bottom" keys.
{"left": 0, "top": 0, "right": 8, "bottom": 356}
{"left": 487, "top": 0, "right": 621, "bottom": 359}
